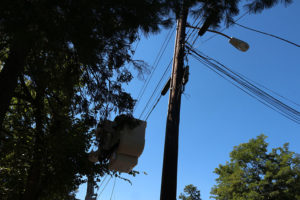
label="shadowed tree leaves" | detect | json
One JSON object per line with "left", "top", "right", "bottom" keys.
{"left": 0, "top": 0, "right": 294, "bottom": 131}
{"left": 0, "top": 22, "right": 143, "bottom": 199}
{"left": 0, "top": 3, "right": 172, "bottom": 197}
{"left": 188, "top": 0, "right": 293, "bottom": 28}
{"left": 0, "top": 0, "right": 173, "bottom": 127}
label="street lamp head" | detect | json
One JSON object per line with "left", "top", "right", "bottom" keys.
{"left": 229, "top": 37, "right": 249, "bottom": 52}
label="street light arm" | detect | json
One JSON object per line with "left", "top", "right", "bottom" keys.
{"left": 187, "top": 24, "right": 231, "bottom": 39}
{"left": 206, "top": 29, "right": 231, "bottom": 39}
{"left": 186, "top": 24, "right": 250, "bottom": 52}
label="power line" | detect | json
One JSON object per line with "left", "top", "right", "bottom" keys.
{"left": 145, "top": 95, "right": 162, "bottom": 121}
{"left": 185, "top": 12, "right": 300, "bottom": 123}
{"left": 201, "top": 11, "right": 249, "bottom": 45}
{"left": 137, "top": 16, "right": 202, "bottom": 120}
{"left": 187, "top": 44, "right": 300, "bottom": 124}
{"left": 109, "top": 177, "right": 117, "bottom": 200}
{"left": 134, "top": 27, "right": 175, "bottom": 112}
{"left": 233, "top": 22, "right": 300, "bottom": 47}
{"left": 140, "top": 17, "right": 203, "bottom": 121}
{"left": 143, "top": 73, "right": 170, "bottom": 121}
{"left": 97, "top": 174, "right": 108, "bottom": 191}
{"left": 133, "top": 39, "right": 140, "bottom": 53}
{"left": 234, "top": 71, "right": 300, "bottom": 108}
{"left": 97, "top": 175, "right": 112, "bottom": 199}
{"left": 191, "top": 50, "right": 300, "bottom": 123}
{"left": 186, "top": 14, "right": 202, "bottom": 42}
{"left": 139, "top": 59, "right": 172, "bottom": 120}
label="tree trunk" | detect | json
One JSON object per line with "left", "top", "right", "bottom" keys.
{"left": 85, "top": 175, "right": 96, "bottom": 200}
{"left": 0, "top": 41, "right": 29, "bottom": 129}
{"left": 22, "top": 88, "right": 44, "bottom": 200}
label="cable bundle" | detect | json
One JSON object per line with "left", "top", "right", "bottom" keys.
{"left": 187, "top": 43, "right": 300, "bottom": 124}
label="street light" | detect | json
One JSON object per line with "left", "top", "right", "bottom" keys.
{"left": 228, "top": 37, "right": 249, "bottom": 52}
{"left": 187, "top": 25, "right": 250, "bottom": 52}
{"left": 207, "top": 29, "right": 249, "bottom": 52}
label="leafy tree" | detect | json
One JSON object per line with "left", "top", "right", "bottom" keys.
{"left": 0, "top": 0, "right": 172, "bottom": 128}
{"left": 1, "top": 57, "right": 94, "bottom": 200}
{"left": 0, "top": 1, "right": 173, "bottom": 199}
{"left": 211, "top": 135, "right": 300, "bottom": 200}
{"left": 179, "top": 184, "right": 201, "bottom": 200}
{"left": 0, "top": 0, "right": 294, "bottom": 128}
{"left": 0, "top": 27, "right": 138, "bottom": 199}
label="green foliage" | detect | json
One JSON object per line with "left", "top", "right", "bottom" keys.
{"left": 179, "top": 184, "right": 201, "bottom": 200}
{"left": 211, "top": 134, "right": 300, "bottom": 200}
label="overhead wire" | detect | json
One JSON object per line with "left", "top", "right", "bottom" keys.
{"left": 139, "top": 59, "right": 173, "bottom": 120}
{"left": 97, "top": 175, "right": 112, "bottom": 199}
{"left": 139, "top": 11, "right": 252, "bottom": 121}
{"left": 191, "top": 52, "right": 299, "bottom": 123}
{"left": 145, "top": 95, "right": 162, "bottom": 121}
{"left": 109, "top": 176, "right": 117, "bottom": 200}
{"left": 139, "top": 15, "right": 202, "bottom": 121}
{"left": 97, "top": 174, "right": 108, "bottom": 191}
{"left": 155, "top": 11, "right": 300, "bottom": 125}
{"left": 186, "top": 12, "right": 300, "bottom": 118}
{"left": 134, "top": 27, "right": 175, "bottom": 112}
{"left": 234, "top": 71, "right": 300, "bottom": 108}
{"left": 233, "top": 22, "right": 300, "bottom": 47}
{"left": 201, "top": 11, "right": 249, "bottom": 45}
{"left": 186, "top": 14, "right": 202, "bottom": 43}
{"left": 186, "top": 44, "right": 300, "bottom": 124}
{"left": 136, "top": 10, "right": 299, "bottom": 120}
{"left": 143, "top": 71, "right": 172, "bottom": 121}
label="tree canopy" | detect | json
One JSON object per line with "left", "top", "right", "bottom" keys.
{"left": 0, "top": 1, "right": 172, "bottom": 199}
{"left": 211, "top": 135, "right": 300, "bottom": 200}
{"left": 179, "top": 184, "right": 201, "bottom": 200}
{"left": 0, "top": 0, "right": 294, "bottom": 128}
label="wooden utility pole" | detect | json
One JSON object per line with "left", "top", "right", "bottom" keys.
{"left": 160, "top": 4, "right": 188, "bottom": 200}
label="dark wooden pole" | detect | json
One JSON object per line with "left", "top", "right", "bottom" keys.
{"left": 160, "top": 4, "right": 188, "bottom": 200}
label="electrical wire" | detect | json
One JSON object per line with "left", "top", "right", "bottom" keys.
{"left": 143, "top": 72, "right": 171, "bottom": 121}
{"left": 145, "top": 95, "right": 162, "bottom": 121}
{"left": 139, "top": 59, "right": 173, "bottom": 120}
{"left": 109, "top": 176, "right": 117, "bottom": 200}
{"left": 233, "top": 22, "right": 300, "bottom": 47}
{"left": 201, "top": 11, "right": 249, "bottom": 45}
{"left": 97, "top": 175, "right": 112, "bottom": 199}
{"left": 234, "top": 71, "right": 300, "bottom": 108}
{"left": 187, "top": 44, "right": 300, "bottom": 124}
{"left": 97, "top": 174, "right": 108, "bottom": 192}
{"left": 139, "top": 16, "right": 200, "bottom": 120}
{"left": 191, "top": 52, "right": 299, "bottom": 122}
{"left": 138, "top": 16, "right": 202, "bottom": 121}
{"left": 186, "top": 14, "right": 202, "bottom": 43}
{"left": 186, "top": 13, "right": 300, "bottom": 122}
{"left": 134, "top": 27, "right": 175, "bottom": 112}
{"left": 138, "top": 11, "right": 300, "bottom": 122}
{"left": 140, "top": 16, "right": 202, "bottom": 120}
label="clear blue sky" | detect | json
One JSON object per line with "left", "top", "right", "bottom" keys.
{"left": 77, "top": 2, "right": 300, "bottom": 200}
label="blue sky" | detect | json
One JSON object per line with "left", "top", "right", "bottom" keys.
{"left": 77, "top": 2, "right": 300, "bottom": 200}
